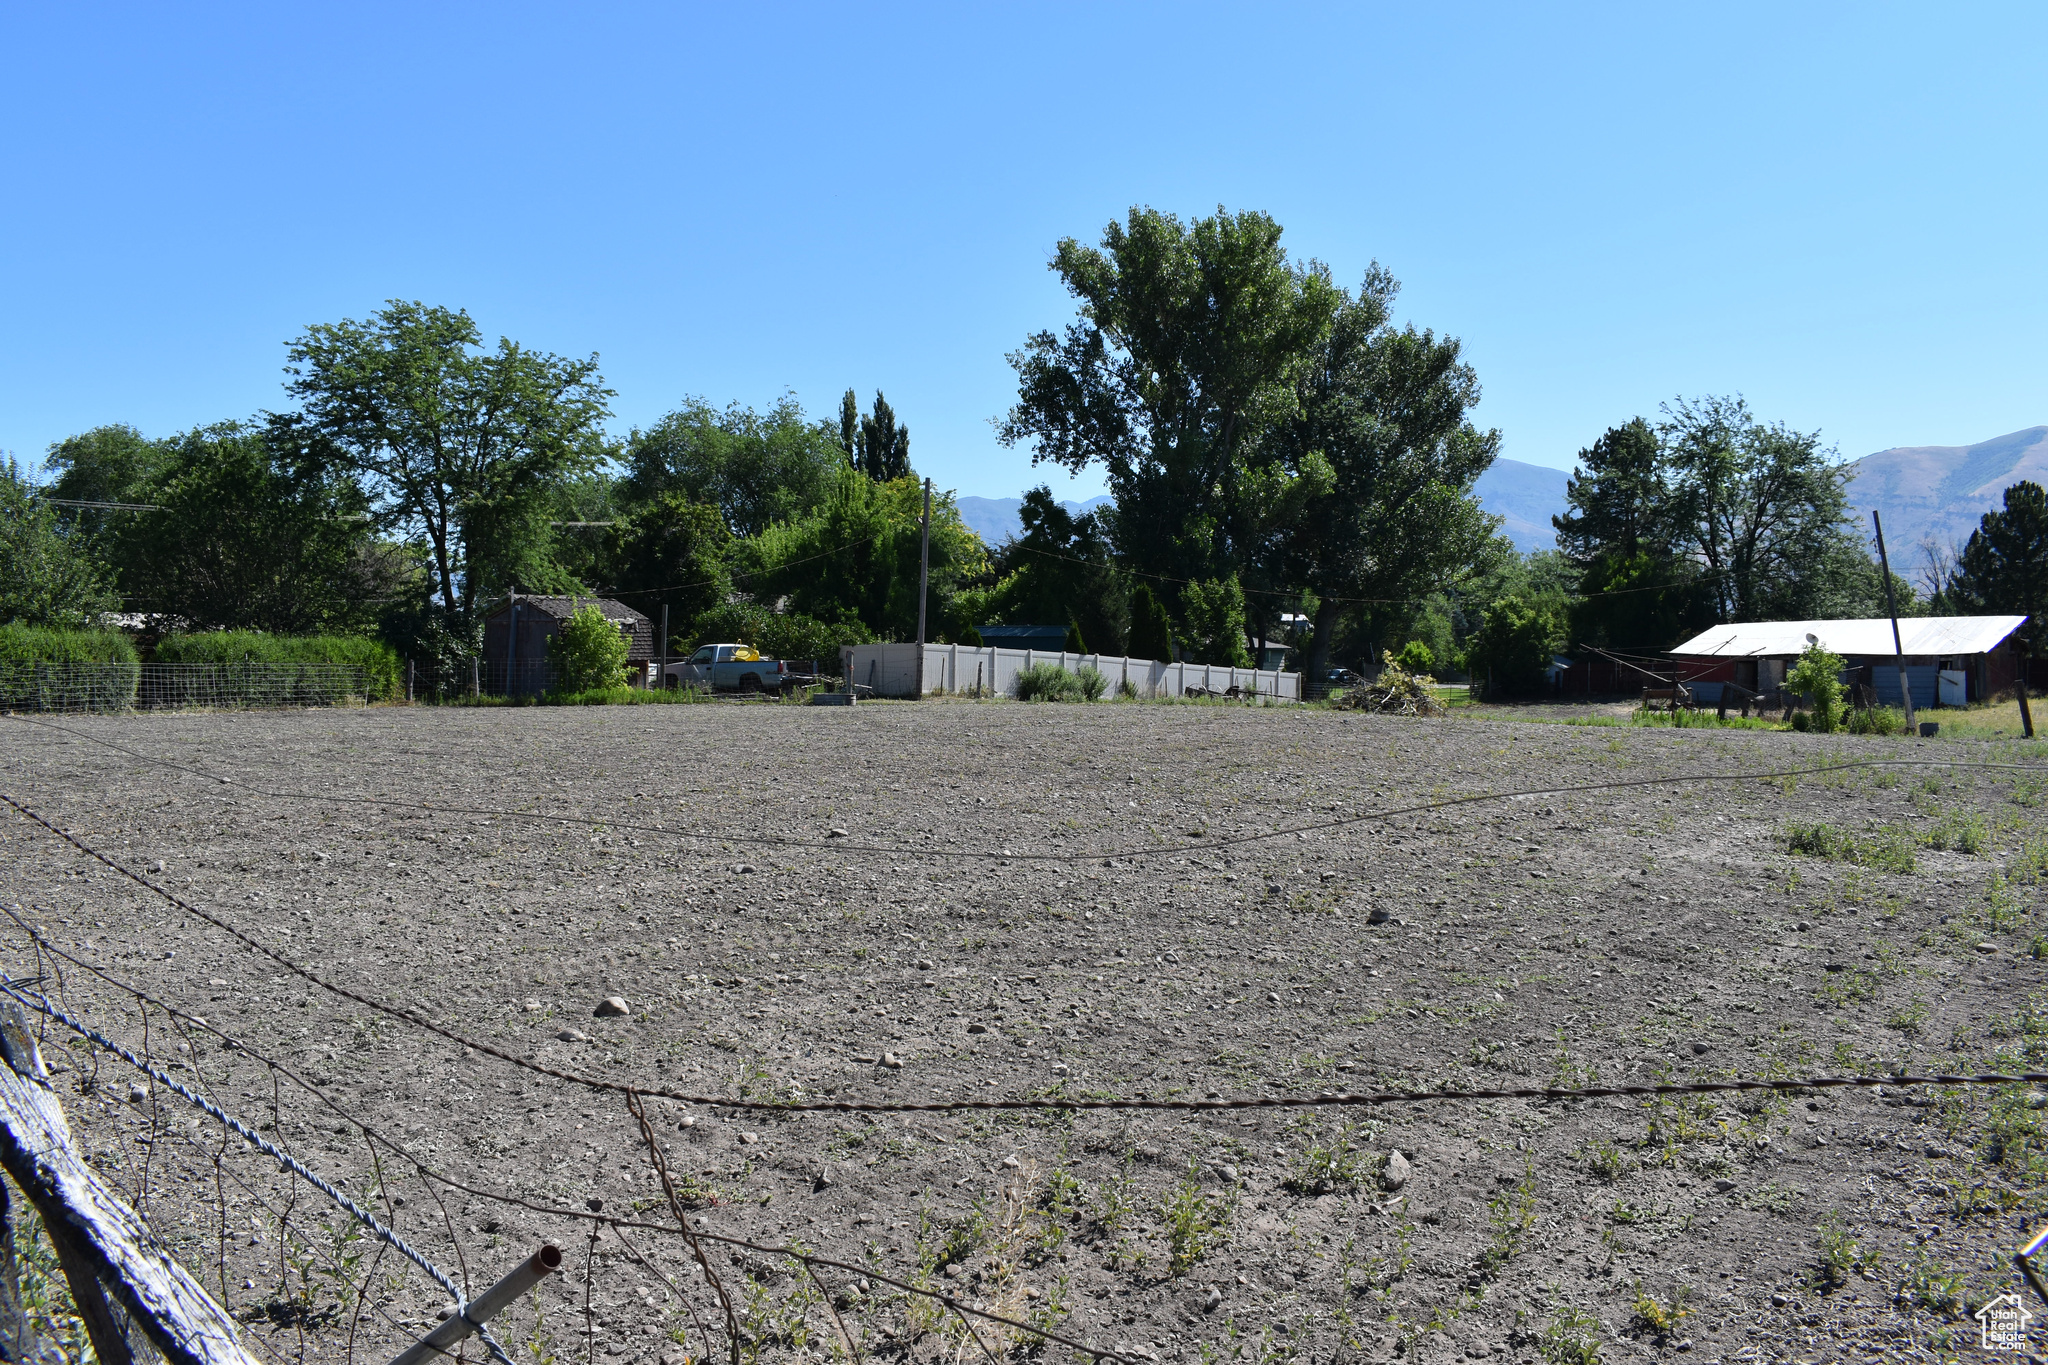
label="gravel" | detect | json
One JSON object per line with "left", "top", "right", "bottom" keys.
{"left": 1, "top": 701, "right": 2045, "bottom": 1362}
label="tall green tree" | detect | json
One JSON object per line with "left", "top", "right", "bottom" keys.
{"left": 838, "top": 389, "right": 860, "bottom": 465}
{"left": 117, "top": 419, "right": 400, "bottom": 634}
{"left": 603, "top": 493, "right": 733, "bottom": 645}
{"left": 0, "top": 459, "right": 118, "bottom": 626}
{"left": 1952, "top": 480, "right": 2048, "bottom": 651}
{"left": 999, "top": 206, "right": 1342, "bottom": 602}
{"left": 1126, "top": 582, "right": 1174, "bottom": 662}
{"left": 743, "top": 467, "right": 987, "bottom": 641}
{"left": 990, "top": 486, "right": 1128, "bottom": 653}
{"left": 1281, "top": 270, "right": 1500, "bottom": 688}
{"left": 284, "top": 301, "right": 613, "bottom": 632}
{"left": 856, "top": 391, "right": 910, "bottom": 481}
{"left": 622, "top": 395, "right": 845, "bottom": 537}
{"left": 1554, "top": 418, "right": 1709, "bottom": 648}
{"left": 1658, "top": 395, "right": 1855, "bottom": 623}
{"left": 43, "top": 424, "right": 168, "bottom": 507}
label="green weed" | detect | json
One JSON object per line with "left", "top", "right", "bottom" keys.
{"left": 1782, "top": 821, "right": 1917, "bottom": 873}
{"left": 1159, "top": 1159, "right": 1232, "bottom": 1276}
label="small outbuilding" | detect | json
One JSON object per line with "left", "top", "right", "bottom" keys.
{"left": 481, "top": 594, "right": 657, "bottom": 694}
{"left": 1669, "top": 615, "right": 2030, "bottom": 709}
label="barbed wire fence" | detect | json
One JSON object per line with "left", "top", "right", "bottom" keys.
{"left": 9, "top": 742, "right": 2048, "bottom": 1362}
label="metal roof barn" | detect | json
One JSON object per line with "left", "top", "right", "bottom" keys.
{"left": 1671, "top": 616, "right": 2027, "bottom": 659}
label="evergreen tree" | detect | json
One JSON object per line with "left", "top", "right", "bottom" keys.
{"left": 1953, "top": 480, "right": 2048, "bottom": 652}
{"left": 1127, "top": 582, "right": 1174, "bottom": 662}
{"left": 1064, "top": 620, "right": 1087, "bottom": 653}
{"left": 856, "top": 391, "right": 910, "bottom": 481}
{"left": 838, "top": 389, "right": 859, "bottom": 465}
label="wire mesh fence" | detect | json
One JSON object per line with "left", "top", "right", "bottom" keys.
{"left": 0, "top": 664, "right": 384, "bottom": 714}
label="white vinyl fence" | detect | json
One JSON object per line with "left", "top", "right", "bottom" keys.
{"left": 839, "top": 642, "right": 1300, "bottom": 701}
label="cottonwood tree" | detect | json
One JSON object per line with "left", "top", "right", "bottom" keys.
{"left": 623, "top": 395, "right": 845, "bottom": 538}
{"left": 284, "top": 301, "right": 613, "bottom": 632}
{"left": 1658, "top": 395, "right": 1855, "bottom": 624}
{"left": 119, "top": 418, "right": 398, "bottom": 634}
{"left": 1280, "top": 269, "right": 1500, "bottom": 689}
{"left": 999, "top": 206, "right": 1341, "bottom": 615}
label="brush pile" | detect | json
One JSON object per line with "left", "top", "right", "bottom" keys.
{"left": 1333, "top": 651, "right": 1447, "bottom": 716}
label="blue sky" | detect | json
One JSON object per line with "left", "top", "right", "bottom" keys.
{"left": 3, "top": 4, "right": 2042, "bottom": 500}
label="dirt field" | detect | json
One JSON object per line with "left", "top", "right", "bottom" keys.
{"left": 3, "top": 700, "right": 2047, "bottom": 1364}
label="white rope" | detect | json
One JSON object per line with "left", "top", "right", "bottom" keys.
{"left": 1, "top": 982, "right": 515, "bottom": 1365}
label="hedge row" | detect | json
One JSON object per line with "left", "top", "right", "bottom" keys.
{"left": 0, "top": 624, "right": 139, "bottom": 664}
{"left": 154, "top": 631, "right": 401, "bottom": 699}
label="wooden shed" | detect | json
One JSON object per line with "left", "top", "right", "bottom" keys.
{"left": 1669, "top": 615, "right": 2030, "bottom": 709}
{"left": 481, "top": 594, "right": 656, "bottom": 694}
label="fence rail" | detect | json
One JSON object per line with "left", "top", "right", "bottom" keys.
{"left": 842, "top": 641, "right": 1302, "bottom": 701}
{"left": 0, "top": 663, "right": 384, "bottom": 714}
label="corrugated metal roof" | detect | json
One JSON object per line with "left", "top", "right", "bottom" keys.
{"left": 1671, "top": 615, "right": 2027, "bottom": 658}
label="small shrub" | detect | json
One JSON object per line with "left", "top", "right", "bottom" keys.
{"left": 1539, "top": 1304, "right": 1603, "bottom": 1364}
{"left": 1790, "top": 710, "right": 1812, "bottom": 732}
{"left": 1115, "top": 677, "right": 1137, "bottom": 700}
{"left": 1158, "top": 1159, "right": 1231, "bottom": 1275}
{"left": 1014, "top": 663, "right": 1082, "bottom": 702}
{"left": 1810, "top": 1210, "right": 1877, "bottom": 1289}
{"left": 1073, "top": 665, "right": 1107, "bottom": 701}
{"left": 1396, "top": 639, "right": 1435, "bottom": 673}
{"left": 1782, "top": 821, "right": 1917, "bottom": 873}
{"left": 1282, "top": 1121, "right": 1370, "bottom": 1194}
{"left": 1630, "top": 1281, "right": 1691, "bottom": 1335}
{"left": 1897, "top": 1250, "right": 1964, "bottom": 1316}
{"left": 545, "top": 606, "right": 629, "bottom": 694}
{"left": 1849, "top": 705, "right": 1906, "bottom": 736}
{"left": 1787, "top": 641, "right": 1847, "bottom": 733}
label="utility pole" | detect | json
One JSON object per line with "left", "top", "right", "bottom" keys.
{"left": 505, "top": 591, "right": 519, "bottom": 699}
{"left": 659, "top": 604, "right": 669, "bottom": 691}
{"left": 1872, "top": 511, "right": 1916, "bottom": 735}
{"left": 915, "top": 476, "right": 932, "bottom": 698}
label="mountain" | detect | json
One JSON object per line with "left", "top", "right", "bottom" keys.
{"left": 1844, "top": 426, "right": 2048, "bottom": 563}
{"left": 956, "top": 494, "right": 1114, "bottom": 546}
{"left": 1473, "top": 458, "right": 1570, "bottom": 553}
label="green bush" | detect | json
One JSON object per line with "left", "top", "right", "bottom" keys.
{"left": 1786, "top": 641, "right": 1847, "bottom": 733}
{"left": 1465, "top": 594, "right": 1563, "bottom": 697}
{"left": 689, "top": 601, "right": 871, "bottom": 664}
{"left": 1074, "top": 665, "right": 1107, "bottom": 701}
{"left": 1848, "top": 705, "right": 1905, "bottom": 736}
{"left": 1014, "top": 662, "right": 1083, "bottom": 701}
{"left": 1396, "top": 639, "right": 1436, "bottom": 674}
{"left": 546, "top": 606, "right": 629, "bottom": 694}
{"left": 0, "top": 624, "right": 137, "bottom": 664}
{"left": 0, "top": 623, "right": 139, "bottom": 711}
{"left": 153, "top": 631, "right": 400, "bottom": 699}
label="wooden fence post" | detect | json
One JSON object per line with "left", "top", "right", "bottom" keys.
{"left": 0, "top": 1004, "right": 257, "bottom": 1365}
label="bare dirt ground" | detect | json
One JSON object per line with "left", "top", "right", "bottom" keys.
{"left": 3, "top": 700, "right": 2048, "bottom": 1365}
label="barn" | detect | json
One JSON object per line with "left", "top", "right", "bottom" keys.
{"left": 1667, "top": 615, "right": 2030, "bottom": 710}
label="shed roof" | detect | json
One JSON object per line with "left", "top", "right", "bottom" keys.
{"left": 486, "top": 594, "right": 649, "bottom": 625}
{"left": 1671, "top": 615, "right": 2027, "bottom": 658}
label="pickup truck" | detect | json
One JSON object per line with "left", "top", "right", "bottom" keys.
{"left": 664, "top": 643, "right": 793, "bottom": 694}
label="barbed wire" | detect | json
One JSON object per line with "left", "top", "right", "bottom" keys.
{"left": 0, "top": 927, "right": 1144, "bottom": 1364}
{"left": 7, "top": 797, "right": 2048, "bottom": 1125}
{"left": 0, "top": 978, "right": 519, "bottom": 1365}
{"left": 11, "top": 717, "right": 2048, "bottom": 870}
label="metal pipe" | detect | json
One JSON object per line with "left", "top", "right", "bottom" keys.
{"left": 386, "top": 1245, "right": 562, "bottom": 1365}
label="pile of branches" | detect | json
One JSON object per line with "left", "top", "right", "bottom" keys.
{"left": 1332, "top": 652, "right": 1448, "bottom": 717}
